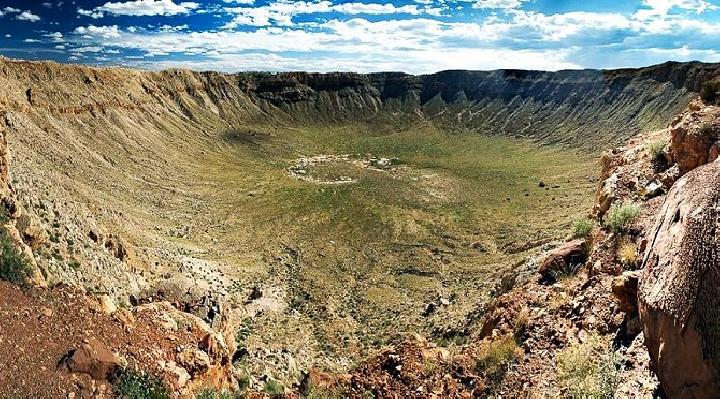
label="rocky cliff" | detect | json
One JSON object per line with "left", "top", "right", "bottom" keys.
{"left": 3, "top": 58, "right": 719, "bottom": 149}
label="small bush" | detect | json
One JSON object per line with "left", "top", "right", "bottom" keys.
{"left": 603, "top": 202, "right": 641, "bottom": 233}
{"left": 647, "top": 140, "right": 666, "bottom": 160}
{"left": 556, "top": 334, "right": 619, "bottom": 399}
{"left": 475, "top": 335, "right": 519, "bottom": 389}
{"left": 701, "top": 80, "right": 720, "bottom": 105}
{"left": 571, "top": 218, "right": 593, "bottom": 239}
{"left": 305, "top": 385, "right": 344, "bottom": 399}
{"left": 68, "top": 259, "right": 81, "bottom": 270}
{"left": 263, "top": 379, "right": 284, "bottom": 397}
{"left": 699, "top": 122, "right": 716, "bottom": 138}
{"left": 513, "top": 308, "right": 530, "bottom": 343}
{"left": 616, "top": 240, "right": 638, "bottom": 269}
{"left": 551, "top": 261, "right": 584, "bottom": 283}
{"left": 0, "top": 219, "right": 33, "bottom": 286}
{"left": 113, "top": 369, "right": 170, "bottom": 399}
{"left": 196, "top": 388, "right": 245, "bottom": 399}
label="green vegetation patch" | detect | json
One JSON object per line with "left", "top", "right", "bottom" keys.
{"left": 604, "top": 201, "right": 641, "bottom": 233}
{"left": 0, "top": 213, "right": 33, "bottom": 286}
{"left": 112, "top": 369, "right": 169, "bottom": 399}
{"left": 701, "top": 80, "right": 720, "bottom": 105}
{"left": 571, "top": 217, "right": 593, "bottom": 239}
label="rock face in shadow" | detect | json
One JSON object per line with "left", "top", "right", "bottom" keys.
{"left": 639, "top": 160, "right": 720, "bottom": 398}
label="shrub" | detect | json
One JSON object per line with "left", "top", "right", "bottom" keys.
{"left": 603, "top": 202, "right": 640, "bottom": 233}
{"left": 513, "top": 307, "right": 530, "bottom": 343}
{"left": 113, "top": 369, "right": 170, "bottom": 399}
{"left": 305, "top": 386, "right": 344, "bottom": 399}
{"left": 0, "top": 218, "right": 33, "bottom": 286}
{"left": 647, "top": 140, "right": 666, "bottom": 161}
{"left": 701, "top": 80, "right": 720, "bottom": 105}
{"left": 699, "top": 122, "right": 716, "bottom": 138}
{"left": 550, "top": 261, "right": 584, "bottom": 283}
{"left": 263, "top": 379, "right": 284, "bottom": 397}
{"left": 475, "top": 335, "right": 519, "bottom": 389}
{"left": 196, "top": 388, "right": 245, "bottom": 399}
{"left": 616, "top": 240, "right": 638, "bottom": 269}
{"left": 556, "top": 334, "right": 619, "bottom": 399}
{"left": 571, "top": 218, "right": 593, "bottom": 239}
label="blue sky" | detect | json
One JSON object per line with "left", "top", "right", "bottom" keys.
{"left": 0, "top": 0, "right": 719, "bottom": 73}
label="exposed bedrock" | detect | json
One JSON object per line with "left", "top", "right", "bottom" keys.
{"left": 639, "top": 160, "right": 720, "bottom": 398}
{"left": 2, "top": 58, "right": 720, "bottom": 150}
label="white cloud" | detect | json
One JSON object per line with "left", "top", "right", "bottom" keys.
{"left": 159, "top": 24, "right": 189, "bottom": 32}
{"left": 62, "top": 1, "right": 720, "bottom": 73}
{"left": 81, "top": 0, "right": 200, "bottom": 18}
{"left": 45, "top": 32, "right": 65, "bottom": 42}
{"left": 78, "top": 8, "right": 105, "bottom": 19}
{"left": 222, "top": 0, "right": 440, "bottom": 29}
{"left": 472, "top": 0, "right": 527, "bottom": 9}
{"left": 71, "top": 46, "right": 105, "bottom": 53}
{"left": 68, "top": 17, "right": 583, "bottom": 73}
{"left": 333, "top": 3, "right": 423, "bottom": 15}
{"left": 124, "top": 48, "right": 578, "bottom": 73}
{"left": 636, "top": 0, "right": 717, "bottom": 19}
{"left": 74, "top": 25, "right": 122, "bottom": 38}
{"left": 16, "top": 10, "right": 41, "bottom": 22}
{"left": 23, "top": 39, "right": 41, "bottom": 43}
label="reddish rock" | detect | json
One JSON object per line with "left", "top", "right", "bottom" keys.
{"left": 669, "top": 102, "right": 720, "bottom": 174}
{"left": 611, "top": 271, "right": 640, "bottom": 313}
{"left": 301, "top": 369, "right": 351, "bottom": 393}
{"left": 639, "top": 161, "right": 720, "bottom": 398}
{"left": 538, "top": 239, "right": 588, "bottom": 284}
{"left": 63, "top": 338, "right": 120, "bottom": 380}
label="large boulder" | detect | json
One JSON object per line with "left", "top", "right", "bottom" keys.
{"left": 63, "top": 338, "right": 121, "bottom": 380}
{"left": 538, "top": 239, "right": 587, "bottom": 284}
{"left": 639, "top": 161, "right": 720, "bottom": 398}
{"left": 612, "top": 270, "right": 640, "bottom": 314}
{"left": 669, "top": 101, "right": 720, "bottom": 174}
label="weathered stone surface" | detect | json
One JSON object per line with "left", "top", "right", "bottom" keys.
{"left": 669, "top": 102, "right": 720, "bottom": 174}
{"left": 639, "top": 160, "right": 720, "bottom": 398}
{"left": 63, "top": 338, "right": 120, "bottom": 380}
{"left": 612, "top": 271, "right": 640, "bottom": 314}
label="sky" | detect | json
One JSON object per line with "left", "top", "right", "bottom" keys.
{"left": 0, "top": 0, "right": 719, "bottom": 73}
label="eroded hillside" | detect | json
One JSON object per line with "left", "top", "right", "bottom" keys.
{"left": 0, "top": 57, "right": 717, "bottom": 397}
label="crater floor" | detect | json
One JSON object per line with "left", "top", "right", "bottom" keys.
{"left": 11, "top": 115, "right": 596, "bottom": 380}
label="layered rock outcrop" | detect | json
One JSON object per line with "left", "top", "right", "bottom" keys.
{"left": 639, "top": 160, "right": 720, "bottom": 398}
{"left": 669, "top": 100, "right": 720, "bottom": 173}
{"left": 1, "top": 58, "right": 716, "bottom": 151}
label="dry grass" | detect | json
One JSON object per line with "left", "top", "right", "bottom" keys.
{"left": 616, "top": 240, "right": 638, "bottom": 269}
{"left": 475, "top": 335, "right": 521, "bottom": 390}
{"left": 556, "top": 334, "right": 619, "bottom": 399}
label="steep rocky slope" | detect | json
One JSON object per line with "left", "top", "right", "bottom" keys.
{"left": 304, "top": 95, "right": 720, "bottom": 399}
{"left": 3, "top": 58, "right": 713, "bottom": 147}
{"left": 1, "top": 57, "right": 720, "bottom": 397}
{"left": 238, "top": 62, "right": 715, "bottom": 149}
